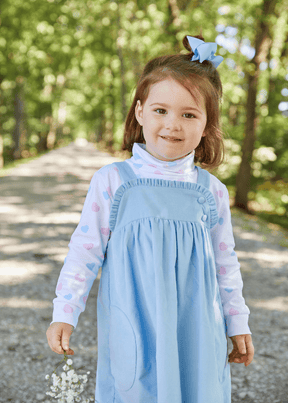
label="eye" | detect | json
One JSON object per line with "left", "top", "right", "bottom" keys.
{"left": 183, "top": 113, "right": 195, "bottom": 119}
{"left": 154, "top": 108, "right": 166, "bottom": 114}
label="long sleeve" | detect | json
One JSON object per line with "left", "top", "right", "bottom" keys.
{"left": 210, "top": 182, "right": 251, "bottom": 337}
{"left": 51, "top": 142, "right": 252, "bottom": 336}
{"left": 52, "top": 166, "right": 117, "bottom": 328}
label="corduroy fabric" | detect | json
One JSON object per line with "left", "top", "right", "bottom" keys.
{"left": 95, "top": 161, "right": 231, "bottom": 403}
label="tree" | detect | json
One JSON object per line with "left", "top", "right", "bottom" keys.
{"left": 235, "top": 0, "right": 280, "bottom": 211}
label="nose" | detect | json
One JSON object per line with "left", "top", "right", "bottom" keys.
{"left": 164, "top": 113, "right": 181, "bottom": 131}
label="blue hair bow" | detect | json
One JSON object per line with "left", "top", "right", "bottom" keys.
{"left": 187, "top": 36, "right": 223, "bottom": 68}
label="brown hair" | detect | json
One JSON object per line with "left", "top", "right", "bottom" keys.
{"left": 122, "top": 35, "right": 225, "bottom": 168}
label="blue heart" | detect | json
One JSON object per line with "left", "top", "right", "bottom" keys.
{"left": 168, "top": 161, "right": 177, "bottom": 166}
{"left": 64, "top": 294, "right": 72, "bottom": 300}
{"left": 103, "top": 191, "right": 110, "bottom": 200}
{"left": 87, "top": 186, "right": 91, "bottom": 193}
{"left": 86, "top": 263, "right": 96, "bottom": 271}
{"left": 81, "top": 225, "right": 89, "bottom": 233}
{"left": 231, "top": 251, "right": 236, "bottom": 256}
{"left": 134, "top": 153, "right": 141, "bottom": 160}
{"left": 224, "top": 288, "right": 233, "bottom": 293}
{"left": 133, "top": 163, "right": 143, "bottom": 169}
{"left": 219, "top": 218, "right": 224, "bottom": 225}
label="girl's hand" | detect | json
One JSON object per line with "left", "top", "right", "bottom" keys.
{"left": 228, "top": 334, "right": 254, "bottom": 367}
{"left": 46, "top": 322, "right": 75, "bottom": 355}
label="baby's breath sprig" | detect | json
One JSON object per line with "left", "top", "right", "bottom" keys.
{"left": 45, "top": 351, "right": 94, "bottom": 403}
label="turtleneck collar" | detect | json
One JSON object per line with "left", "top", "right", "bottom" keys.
{"left": 130, "top": 143, "right": 195, "bottom": 176}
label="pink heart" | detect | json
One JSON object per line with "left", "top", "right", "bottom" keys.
{"left": 92, "top": 202, "right": 100, "bottom": 212}
{"left": 106, "top": 186, "right": 112, "bottom": 197}
{"left": 148, "top": 164, "right": 157, "bottom": 168}
{"left": 75, "top": 273, "right": 85, "bottom": 282}
{"left": 57, "top": 282, "right": 62, "bottom": 291}
{"left": 83, "top": 296, "right": 87, "bottom": 304}
{"left": 64, "top": 304, "right": 73, "bottom": 313}
{"left": 219, "top": 242, "right": 228, "bottom": 251}
{"left": 219, "top": 266, "right": 226, "bottom": 275}
{"left": 83, "top": 243, "right": 93, "bottom": 250}
{"left": 154, "top": 170, "right": 163, "bottom": 175}
{"left": 101, "top": 227, "right": 110, "bottom": 236}
{"left": 216, "top": 190, "right": 223, "bottom": 198}
{"left": 229, "top": 308, "right": 239, "bottom": 315}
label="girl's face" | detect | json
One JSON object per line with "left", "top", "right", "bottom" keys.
{"left": 135, "top": 78, "right": 207, "bottom": 162}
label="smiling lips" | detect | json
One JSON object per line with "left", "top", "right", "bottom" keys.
{"left": 160, "top": 136, "right": 183, "bottom": 142}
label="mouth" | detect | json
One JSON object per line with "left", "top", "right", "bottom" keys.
{"left": 160, "top": 136, "right": 183, "bottom": 142}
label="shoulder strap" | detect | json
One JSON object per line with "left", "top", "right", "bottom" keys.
{"left": 196, "top": 166, "right": 210, "bottom": 189}
{"left": 113, "top": 161, "right": 138, "bottom": 183}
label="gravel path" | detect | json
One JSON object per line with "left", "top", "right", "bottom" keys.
{"left": 1, "top": 140, "right": 288, "bottom": 403}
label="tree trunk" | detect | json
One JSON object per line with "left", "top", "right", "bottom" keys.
{"left": 13, "top": 82, "right": 26, "bottom": 160}
{"left": 47, "top": 116, "right": 57, "bottom": 150}
{"left": 0, "top": 135, "right": 3, "bottom": 169}
{"left": 116, "top": 4, "right": 128, "bottom": 124}
{"left": 235, "top": 0, "right": 276, "bottom": 211}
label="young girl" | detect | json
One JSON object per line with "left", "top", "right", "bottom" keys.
{"left": 47, "top": 35, "right": 254, "bottom": 403}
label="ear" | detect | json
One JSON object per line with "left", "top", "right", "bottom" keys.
{"left": 201, "top": 125, "right": 207, "bottom": 138}
{"left": 135, "top": 100, "right": 143, "bottom": 126}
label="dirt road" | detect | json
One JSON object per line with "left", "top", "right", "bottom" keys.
{"left": 1, "top": 140, "right": 288, "bottom": 402}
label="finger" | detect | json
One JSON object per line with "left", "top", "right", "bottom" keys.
{"left": 53, "top": 329, "right": 67, "bottom": 355}
{"left": 228, "top": 351, "right": 237, "bottom": 361}
{"left": 46, "top": 330, "right": 62, "bottom": 354}
{"left": 236, "top": 336, "right": 246, "bottom": 355}
{"left": 62, "top": 337, "right": 70, "bottom": 351}
{"left": 229, "top": 347, "right": 242, "bottom": 359}
{"left": 61, "top": 328, "right": 74, "bottom": 354}
{"left": 245, "top": 338, "right": 254, "bottom": 366}
{"left": 54, "top": 344, "right": 74, "bottom": 355}
{"left": 229, "top": 355, "right": 245, "bottom": 363}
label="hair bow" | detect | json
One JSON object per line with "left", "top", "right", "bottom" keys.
{"left": 187, "top": 36, "right": 223, "bottom": 68}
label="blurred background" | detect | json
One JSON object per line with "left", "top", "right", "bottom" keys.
{"left": 0, "top": 0, "right": 287, "bottom": 230}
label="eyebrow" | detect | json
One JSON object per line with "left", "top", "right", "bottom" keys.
{"left": 149, "top": 102, "right": 202, "bottom": 114}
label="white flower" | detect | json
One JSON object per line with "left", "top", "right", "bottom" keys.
{"left": 72, "top": 373, "right": 79, "bottom": 381}
{"left": 61, "top": 372, "right": 67, "bottom": 381}
{"left": 46, "top": 391, "right": 56, "bottom": 397}
{"left": 45, "top": 353, "right": 93, "bottom": 402}
{"left": 67, "top": 369, "right": 75, "bottom": 378}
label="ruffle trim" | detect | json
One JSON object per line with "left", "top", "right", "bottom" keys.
{"left": 109, "top": 178, "right": 219, "bottom": 231}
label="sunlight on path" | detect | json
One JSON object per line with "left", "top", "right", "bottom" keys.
{"left": 0, "top": 140, "right": 123, "bottom": 286}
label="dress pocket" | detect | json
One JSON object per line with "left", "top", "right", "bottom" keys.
{"left": 109, "top": 305, "right": 137, "bottom": 391}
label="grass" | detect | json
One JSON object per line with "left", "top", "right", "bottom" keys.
{"left": 0, "top": 150, "right": 50, "bottom": 177}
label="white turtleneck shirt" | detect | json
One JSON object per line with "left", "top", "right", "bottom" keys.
{"left": 52, "top": 143, "right": 251, "bottom": 338}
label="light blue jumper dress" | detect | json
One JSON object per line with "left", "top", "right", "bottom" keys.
{"left": 95, "top": 161, "right": 231, "bottom": 403}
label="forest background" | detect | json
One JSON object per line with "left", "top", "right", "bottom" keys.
{"left": 1, "top": 0, "right": 288, "bottom": 229}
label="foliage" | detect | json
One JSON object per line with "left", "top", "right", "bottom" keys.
{"left": 0, "top": 0, "right": 287, "bottom": 222}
